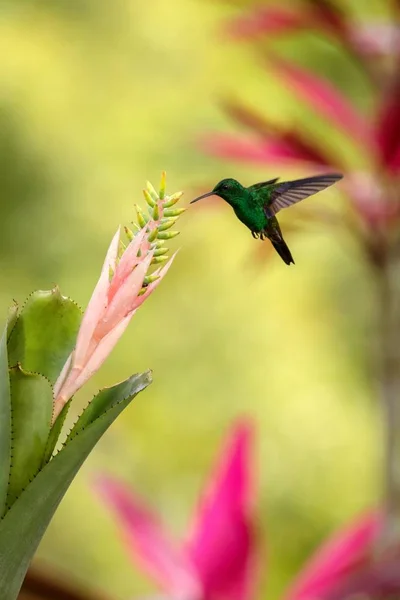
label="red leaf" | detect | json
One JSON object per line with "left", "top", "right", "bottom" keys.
{"left": 284, "top": 512, "right": 380, "bottom": 600}
{"left": 326, "top": 555, "right": 400, "bottom": 600}
{"left": 307, "top": 0, "right": 348, "bottom": 38}
{"left": 186, "top": 421, "right": 257, "bottom": 600}
{"left": 267, "top": 55, "right": 374, "bottom": 151}
{"left": 95, "top": 477, "right": 201, "bottom": 599}
{"left": 376, "top": 76, "right": 400, "bottom": 173}
{"left": 226, "top": 1, "right": 347, "bottom": 42}
{"left": 201, "top": 133, "right": 332, "bottom": 169}
{"left": 227, "top": 7, "right": 309, "bottom": 40}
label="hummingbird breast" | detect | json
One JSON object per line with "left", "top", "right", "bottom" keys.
{"left": 232, "top": 200, "right": 267, "bottom": 233}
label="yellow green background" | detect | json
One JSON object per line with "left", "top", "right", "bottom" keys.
{"left": 0, "top": 0, "right": 389, "bottom": 598}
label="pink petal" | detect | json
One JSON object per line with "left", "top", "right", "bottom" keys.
{"left": 267, "top": 55, "right": 374, "bottom": 151}
{"left": 73, "top": 228, "right": 120, "bottom": 368}
{"left": 186, "top": 420, "right": 257, "bottom": 600}
{"left": 108, "top": 229, "right": 147, "bottom": 303}
{"left": 376, "top": 78, "right": 400, "bottom": 173}
{"left": 95, "top": 476, "right": 201, "bottom": 599}
{"left": 96, "top": 251, "right": 153, "bottom": 338}
{"left": 67, "top": 312, "right": 134, "bottom": 397}
{"left": 201, "top": 133, "right": 329, "bottom": 168}
{"left": 283, "top": 512, "right": 380, "bottom": 600}
{"left": 53, "top": 351, "right": 73, "bottom": 400}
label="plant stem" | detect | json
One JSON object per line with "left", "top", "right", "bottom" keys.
{"left": 378, "top": 236, "right": 400, "bottom": 549}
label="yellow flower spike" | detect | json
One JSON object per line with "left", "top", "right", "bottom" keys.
{"left": 143, "top": 188, "right": 156, "bottom": 208}
{"left": 164, "top": 191, "right": 183, "bottom": 208}
{"left": 124, "top": 226, "right": 134, "bottom": 242}
{"left": 159, "top": 171, "right": 166, "bottom": 200}
{"left": 151, "top": 255, "right": 169, "bottom": 265}
{"left": 147, "top": 227, "right": 158, "bottom": 243}
{"left": 158, "top": 218, "right": 178, "bottom": 232}
{"left": 135, "top": 204, "right": 149, "bottom": 228}
{"left": 164, "top": 207, "right": 186, "bottom": 218}
{"left": 157, "top": 230, "right": 180, "bottom": 240}
{"left": 155, "top": 239, "right": 165, "bottom": 248}
{"left": 108, "top": 265, "right": 115, "bottom": 281}
{"left": 153, "top": 247, "right": 168, "bottom": 257}
{"left": 146, "top": 181, "right": 158, "bottom": 202}
{"left": 153, "top": 203, "right": 160, "bottom": 221}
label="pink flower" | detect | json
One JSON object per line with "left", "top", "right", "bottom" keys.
{"left": 53, "top": 174, "right": 183, "bottom": 420}
{"left": 95, "top": 413, "right": 400, "bottom": 600}
{"left": 95, "top": 421, "right": 257, "bottom": 600}
{"left": 284, "top": 512, "right": 380, "bottom": 600}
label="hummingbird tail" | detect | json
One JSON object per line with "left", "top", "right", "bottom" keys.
{"left": 271, "top": 238, "right": 295, "bottom": 265}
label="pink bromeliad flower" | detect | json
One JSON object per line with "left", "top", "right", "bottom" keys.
{"left": 95, "top": 417, "right": 400, "bottom": 599}
{"left": 96, "top": 421, "right": 257, "bottom": 600}
{"left": 53, "top": 173, "right": 184, "bottom": 420}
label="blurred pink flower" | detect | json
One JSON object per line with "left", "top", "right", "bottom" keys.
{"left": 226, "top": 1, "right": 348, "bottom": 43}
{"left": 53, "top": 175, "right": 182, "bottom": 420}
{"left": 283, "top": 512, "right": 380, "bottom": 600}
{"left": 95, "top": 416, "right": 398, "bottom": 600}
{"left": 96, "top": 421, "right": 257, "bottom": 600}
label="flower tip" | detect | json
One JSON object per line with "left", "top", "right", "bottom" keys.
{"left": 124, "top": 225, "right": 134, "bottom": 242}
{"left": 146, "top": 180, "right": 158, "bottom": 201}
{"left": 163, "top": 191, "right": 183, "bottom": 208}
{"left": 157, "top": 230, "right": 180, "bottom": 240}
{"left": 152, "top": 203, "right": 160, "bottom": 220}
{"left": 159, "top": 171, "right": 167, "bottom": 199}
{"left": 143, "top": 188, "right": 156, "bottom": 207}
{"left": 51, "top": 284, "right": 63, "bottom": 300}
{"left": 135, "top": 204, "right": 149, "bottom": 228}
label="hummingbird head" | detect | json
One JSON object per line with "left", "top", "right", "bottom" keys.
{"left": 190, "top": 178, "right": 244, "bottom": 206}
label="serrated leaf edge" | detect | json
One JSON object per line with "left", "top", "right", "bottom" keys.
{"left": 5, "top": 365, "right": 54, "bottom": 515}
{"left": 62, "top": 370, "right": 152, "bottom": 449}
{"left": 7, "top": 288, "right": 83, "bottom": 349}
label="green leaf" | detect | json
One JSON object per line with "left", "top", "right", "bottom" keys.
{"left": 7, "top": 288, "right": 82, "bottom": 384}
{"left": 0, "top": 324, "right": 11, "bottom": 518}
{"left": 6, "top": 303, "right": 18, "bottom": 341}
{"left": 42, "top": 399, "right": 72, "bottom": 465}
{"left": 0, "top": 370, "right": 151, "bottom": 600}
{"left": 67, "top": 373, "right": 151, "bottom": 441}
{"left": 7, "top": 367, "right": 53, "bottom": 507}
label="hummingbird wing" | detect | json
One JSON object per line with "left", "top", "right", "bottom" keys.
{"left": 265, "top": 173, "right": 343, "bottom": 216}
{"left": 248, "top": 177, "right": 280, "bottom": 191}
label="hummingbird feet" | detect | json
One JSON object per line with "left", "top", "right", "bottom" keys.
{"left": 252, "top": 231, "right": 263, "bottom": 240}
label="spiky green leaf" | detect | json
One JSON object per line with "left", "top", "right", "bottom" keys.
{"left": 7, "top": 367, "right": 53, "bottom": 507}
{"left": 0, "top": 370, "right": 152, "bottom": 600}
{"left": 0, "top": 324, "right": 11, "bottom": 517}
{"left": 7, "top": 289, "right": 82, "bottom": 384}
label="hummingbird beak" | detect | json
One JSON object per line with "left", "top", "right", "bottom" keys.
{"left": 190, "top": 191, "right": 215, "bottom": 204}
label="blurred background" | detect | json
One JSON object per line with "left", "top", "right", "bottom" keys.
{"left": 0, "top": 0, "right": 395, "bottom": 598}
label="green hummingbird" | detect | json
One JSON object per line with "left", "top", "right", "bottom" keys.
{"left": 190, "top": 173, "right": 343, "bottom": 265}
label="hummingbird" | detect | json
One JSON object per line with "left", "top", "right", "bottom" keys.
{"left": 190, "top": 173, "right": 343, "bottom": 265}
